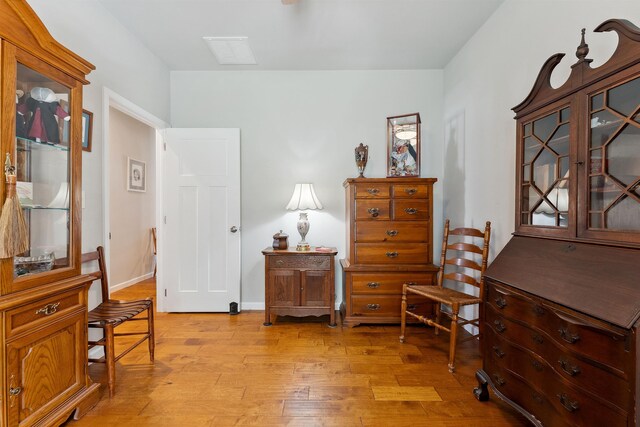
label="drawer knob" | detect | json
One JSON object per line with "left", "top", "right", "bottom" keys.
{"left": 558, "top": 359, "right": 581, "bottom": 377}
{"left": 367, "top": 188, "right": 380, "bottom": 195}
{"left": 494, "top": 297, "right": 507, "bottom": 309}
{"left": 367, "top": 282, "right": 380, "bottom": 289}
{"left": 366, "top": 303, "right": 380, "bottom": 311}
{"left": 367, "top": 207, "right": 380, "bottom": 217}
{"left": 9, "top": 386, "right": 21, "bottom": 396}
{"left": 558, "top": 327, "right": 580, "bottom": 344}
{"left": 493, "top": 320, "right": 506, "bottom": 333}
{"left": 493, "top": 374, "right": 506, "bottom": 386}
{"left": 492, "top": 346, "right": 505, "bottom": 358}
{"left": 404, "top": 208, "right": 418, "bottom": 215}
{"left": 385, "top": 251, "right": 398, "bottom": 258}
{"left": 531, "top": 359, "right": 543, "bottom": 372}
{"left": 407, "top": 304, "right": 417, "bottom": 311}
{"left": 275, "top": 260, "right": 284, "bottom": 266}
{"left": 35, "top": 302, "right": 60, "bottom": 316}
{"left": 404, "top": 188, "right": 417, "bottom": 195}
{"left": 533, "top": 305, "right": 545, "bottom": 316}
{"left": 557, "top": 393, "right": 579, "bottom": 413}
{"left": 386, "top": 230, "right": 398, "bottom": 237}
{"left": 531, "top": 333, "right": 544, "bottom": 344}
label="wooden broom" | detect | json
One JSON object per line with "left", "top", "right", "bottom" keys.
{"left": 0, "top": 153, "right": 28, "bottom": 258}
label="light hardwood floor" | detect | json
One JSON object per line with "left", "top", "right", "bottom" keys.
{"left": 65, "top": 279, "right": 527, "bottom": 426}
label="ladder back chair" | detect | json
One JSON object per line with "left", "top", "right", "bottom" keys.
{"left": 400, "top": 219, "right": 491, "bottom": 372}
{"left": 87, "top": 246, "right": 155, "bottom": 397}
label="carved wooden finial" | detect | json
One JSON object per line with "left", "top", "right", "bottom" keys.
{"left": 575, "top": 28, "right": 593, "bottom": 65}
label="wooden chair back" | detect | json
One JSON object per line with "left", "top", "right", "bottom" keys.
{"left": 437, "top": 219, "right": 491, "bottom": 292}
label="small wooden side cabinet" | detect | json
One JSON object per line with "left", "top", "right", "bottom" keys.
{"left": 262, "top": 247, "right": 338, "bottom": 327}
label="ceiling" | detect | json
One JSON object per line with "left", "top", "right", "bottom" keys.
{"left": 97, "top": 0, "right": 504, "bottom": 71}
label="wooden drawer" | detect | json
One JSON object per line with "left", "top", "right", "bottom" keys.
{"left": 355, "top": 221, "right": 429, "bottom": 243}
{"left": 351, "top": 272, "right": 434, "bottom": 294}
{"left": 351, "top": 294, "right": 431, "bottom": 318}
{"left": 392, "top": 200, "right": 430, "bottom": 220}
{"left": 486, "top": 325, "right": 630, "bottom": 410}
{"left": 268, "top": 255, "right": 331, "bottom": 270}
{"left": 487, "top": 283, "right": 630, "bottom": 371}
{"left": 356, "top": 199, "right": 391, "bottom": 220}
{"left": 392, "top": 184, "right": 429, "bottom": 199}
{"left": 6, "top": 289, "right": 83, "bottom": 338}
{"left": 354, "top": 243, "right": 430, "bottom": 264}
{"left": 355, "top": 183, "right": 390, "bottom": 198}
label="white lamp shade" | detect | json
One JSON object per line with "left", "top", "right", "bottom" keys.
{"left": 286, "top": 183, "right": 323, "bottom": 210}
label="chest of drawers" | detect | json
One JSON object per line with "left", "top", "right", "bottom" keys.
{"left": 340, "top": 178, "right": 438, "bottom": 327}
{"left": 475, "top": 237, "right": 640, "bottom": 427}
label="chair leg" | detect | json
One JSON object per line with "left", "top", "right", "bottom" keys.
{"left": 448, "top": 303, "right": 460, "bottom": 373}
{"left": 104, "top": 324, "right": 116, "bottom": 397}
{"left": 400, "top": 285, "right": 407, "bottom": 343}
{"left": 434, "top": 302, "right": 442, "bottom": 336}
{"left": 148, "top": 301, "right": 155, "bottom": 362}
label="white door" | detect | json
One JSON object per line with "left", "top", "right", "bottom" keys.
{"left": 163, "top": 128, "right": 240, "bottom": 312}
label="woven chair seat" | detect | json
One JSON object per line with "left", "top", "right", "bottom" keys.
{"left": 88, "top": 299, "right": 153, "bottom": 326}
{"left": 406, "top": 285, "right": 481, "bottom": 306}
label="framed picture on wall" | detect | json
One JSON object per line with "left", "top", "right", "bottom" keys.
{"left": 82, "top": 109, "right": 93, "bottom": 152}
{"left": 387, "top": 113, "right": 421, "bottom": 177}
{"left": 127, "top": 157, "right": 146, "bottom": 192}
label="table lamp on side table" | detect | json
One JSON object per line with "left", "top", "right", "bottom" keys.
{"left": 285, "top": 183, "right": 323, "bottom": 251}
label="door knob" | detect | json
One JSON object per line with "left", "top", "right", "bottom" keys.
{"left": 230, "top": 226, "right": 239, "bottom": 233}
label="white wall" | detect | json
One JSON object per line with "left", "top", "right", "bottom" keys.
{"left": 443, "top": 0, "right": 640, "bottom": 256}
{"left": 171, "top": 70, "right": 444, "bottom": 308}
{"left": 108, "top": 107, "right": 156, "bottom": 289}
{"left": 28, "top": 0, "right": 170, "bottom": 306}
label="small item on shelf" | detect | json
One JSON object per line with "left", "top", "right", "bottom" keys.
{"left": 16, "top": 89, "right": 27, "bottom": 138}
{"left": 0, "top": 153, "right": 29, "bottom": 259}
{"left": 272, "top": 230, "right": 288, "bottom": 250}
{"left": 14, "top": 252, "right": 55, "bottom": 277}
{"left": 26, "top": 87, "right": 70, "bottom": 144}
{"left": 315, "top": 246, "right": 333, "bottom": 252}
{"left": 354, "top": 143, "right": 368, "bottom": 178}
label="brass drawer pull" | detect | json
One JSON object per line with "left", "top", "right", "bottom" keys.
{"left": 495, "top": 297, "right": 507, "bottom": 309}
{"left": 493, "top": 320, "right": 506, "bottom": 333}
{"left": 404, "top": 208, "right": 418, "bottom": 215}
{"left": 557, "top": 393, "right": 579, "bottom": 413}
{"left": 9, "top": 386, "right": 22, "bottom": 396}
{"left": 532, "top": 333, "right": 544, "bottom": 344}
{"left": 533, "top": 305, "right": 545, "bottom": 316}
{"left": 367, "top": 188, "right": 380, "bottom": 195}
{"left": 36, "top": 302, "right": 60, "bottom": 316}
{"left": 367, "top": 282, "right": 380, "bottom": 289}
{"left": 407, "top": 304, "right": 417, "bottom": 311}
{"left": 366, "top": 304, "right": 380, "bottom": 311}
{"left": 386, "top": 230, "right": 398, "bottom": 237}
{"left": 275, "top": 260, "right": 284, "bottom": 266}
{"left": 558, "top": 327, "right": 580, "bottom": 344}
{"left": 385, "top": 251, "right": 398, "bottom": 258}
{"left": 558, "top": 359, "right": 581, "bottom": 376}
{"left": 404, "top": 188, "right": 417, "bottom": 195}
{"left": 367, "top": 207, "right": 380, "bottom": 217}
{"left": 493, "top": 374, "right": 506, "bottom": 386}
{"left": 531, "top": 359, "right": 543, "bottom": 372}
{"left": 492, "top": 346, "right": 505, "bottom": 358}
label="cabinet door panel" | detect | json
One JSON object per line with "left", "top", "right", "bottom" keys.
{"left": 301, "top": 271, "right": 329, "bottom": 307}
{"left": 268, "top": 270, "right": 299, "bottom": 307}
{"left": 7, "top": 311, "right": 85, "bottom": 426}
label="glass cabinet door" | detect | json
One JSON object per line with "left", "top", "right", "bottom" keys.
{"left": 13, "top": 62, "right": 71, "bottom": 278}
{"left": 519, "top": 107, "right": 571, "bottom": 230}
{"left": 587, "top": 76, "right": 640, "bottom": 233}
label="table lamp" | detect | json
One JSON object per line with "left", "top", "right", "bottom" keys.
{"left": 285, "top": 183, "right": 323, "bottom": 251}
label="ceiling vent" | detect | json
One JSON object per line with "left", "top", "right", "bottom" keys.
{"left": 202, "top": 37, "right": 257, "bottom": 65}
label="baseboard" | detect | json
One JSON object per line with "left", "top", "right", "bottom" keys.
{"left": 240, "top": 302, "right": 342, "bottom": 311}
{"left": 110, "top": 272, "right": 154, "bottom": 293}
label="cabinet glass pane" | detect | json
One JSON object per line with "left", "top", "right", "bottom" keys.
{"left": 588, "top": 79, "right": 640, "bottom": 232}
{"left": 521, "top": 109, "right": 570, "bottom": 228}
{"left": 14, "top": 63, "right": 70, "bottom": 277}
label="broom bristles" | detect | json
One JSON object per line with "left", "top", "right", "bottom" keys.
{"left": 0, "top": 176, "right": 29, "bottom": 259}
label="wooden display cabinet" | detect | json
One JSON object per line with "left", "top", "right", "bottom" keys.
{"left": 476, "top": 20, "right": 640, "bottom": 427}
{"left": 262, "top": 247, "right": 337, "bottom": 327}
{"left": 0, "top": 1, "right": 99, "bottom": 426}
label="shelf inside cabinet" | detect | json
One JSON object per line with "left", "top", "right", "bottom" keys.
{"left": 22, "top": 205, "right": 69, "bottom": 211}
{"left": 16, "top": 136, "right": 69, "bottom": 152}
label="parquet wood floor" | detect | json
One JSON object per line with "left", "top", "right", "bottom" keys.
{"left": 64, "top": 279, "right": 528, "bottom": 426}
